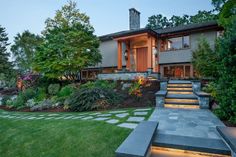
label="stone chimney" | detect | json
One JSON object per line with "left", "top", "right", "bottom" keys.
{"left": 129, "top": 8, "right": 140, "bottom": 30}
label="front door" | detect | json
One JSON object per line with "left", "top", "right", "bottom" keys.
{"left": 136, "top": 47, "right": 148, "bottom": 72}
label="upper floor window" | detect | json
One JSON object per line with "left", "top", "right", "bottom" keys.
{"left": 161, "top": 36, "right": 190, "bottom": 51}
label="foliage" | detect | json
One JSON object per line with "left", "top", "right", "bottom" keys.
{"left": 1, "top": 95, "right": 11, "bottom": 105}
{"left": 34, "top": 87, "right": 47, "bottom": 102}
{"left": 218, "top": 0, "right": 236, "bottom": 27}
{"left": 129, "top": 76, "right": 148, "bottom": 98}
{"left": 57, "top": 85, "right": 76, "bottom": 98}
{"left": 80, "top": 80, "right": 116, "bottom": 90}
{"left": 146, "top": 11, "right": 217, "bottom": 29}
{"left": 33, "top": 1, "right": 101, "bottom": 80}
{"left": 192, "top": 38, "right": 219, "bottom": 78}
{"left": 48, "top": 84, "right": 60, "bottom": 95}
{"left": 0, "top": 25, "right": 14, "bottom": 83}
{"left": 11, "top": 30, "right": 43, "bottom": 73}
{"left": 68, "top": 87, "right": 120, "bottom": 112}
{"left": 202, "top": 82, "right": 217, "bottom": 99}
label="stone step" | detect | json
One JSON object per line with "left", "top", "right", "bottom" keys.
{"left": 164, "top": 104, "right": 199, "bottom": 109}
{"left": 152, "top": 134, "right": 231, "bottom": 155}
{"left": 168, "top": 80, "right": 192, "bottom": 84}
{"left": 166, "top": 94, "right": 197, "bottom": 99}
{"left": 165, "top": 98, "right": 198, "bottom": 103}
{"left": 168, "top": 91, "right": 193, "bottom": 95}
{"left": 167, "top": 89, "right": 193, "bottom": 92}
{"left": 168, "top": 84, "right": 192, "bottom": 88}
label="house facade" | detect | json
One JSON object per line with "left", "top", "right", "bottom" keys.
{"left": 81, "top": 8, "right": 223, "bottom": 80}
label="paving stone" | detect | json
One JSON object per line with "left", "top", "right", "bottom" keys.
{"left": 134, "top": 112, "right": 148, "bottom": 116}
{"left": 115, "top": 113, "right": 129, "bottom": 118}
{"left": 97, "top": 114, "right": 111, "bottom": 117}
{"left": 35, "top": 117, "right": 44, "bottom": 120}
{"left": 117, "top": 123, "right": 138, "bottom": 129}
{"left": 106, "top": 119, "right": 119, "bottom": 124}
{"left": 45, "top": 117, "right": 54, "bottom": 120}
{"left": 82, "top": 116, "right": 93, "bottom": 120}
{"left": 169, "top": 116, "right": 178, "bottom": 120}
{"left": 134, "top": 108, "right": 151, "bottom": 112}
{"left": 109, "top": 111, "right": 127, "bottom": 114}
{"left": 94, "top": 117, "right": 109, "bottom": 121}
{"left": 127, "top": 116, "right": 145, "bottom": 122}
{"left": 54, "top": 117, "right": 64, "bottom": 120}
{"left": 90, "top": 112, "right": 101, "bottom": 116}
{"left": 48, "top": 114, "right": 59, "bottom": 116}
{"left": 27, "top": 117, "right": 37, "bottom": 120}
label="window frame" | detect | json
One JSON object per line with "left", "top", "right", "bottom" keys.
{"left": 160, "top": 35, "right": 191, "bottom": 52}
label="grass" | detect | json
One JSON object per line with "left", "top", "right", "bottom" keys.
{"left": 0, "top": 108, "right": 154, "bottom": 157}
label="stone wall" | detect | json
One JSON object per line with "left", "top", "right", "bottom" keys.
{"left": 97, "top": 72, "right": 148, "bottom": 80}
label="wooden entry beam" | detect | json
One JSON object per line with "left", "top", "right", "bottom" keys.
{"left": 117, "top": 41, "right": 122, "bottom": 70}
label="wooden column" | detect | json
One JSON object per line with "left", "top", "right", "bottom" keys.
{"left": 126, "top": 41, "right": 130, "bottom": 70}
{"left": 147, "top": 36, "right": 152, "bottom": 70}
{"left": 117, "top": 41, "right": 122, "bottom": 70}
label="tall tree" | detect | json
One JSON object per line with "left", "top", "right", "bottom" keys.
{"left": 11, "top": 30, "right": 43, "bottom": 73}
{"left": 0, "top": 25, "right": 12, "bottom": 77}
{"left": 146, "top": 11, "right": 217, "bottom": 29}
{"left": 33, "top": 1, "right": 101, "bottom": 80}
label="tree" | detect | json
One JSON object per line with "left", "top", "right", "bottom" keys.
{"left": 146, "top": 11, "right": 217, "bottom": 29}
{"left": 192, "top": 38, "right": 219, "bottom": 78}
{"left": 33, "top": 1, "right": 101, "bottom": 80}
{"left": 0, "top": 25, "right": 13, "bottom": 77}
{"left": 11, "top": 30, "right": 43, "bottom": 73}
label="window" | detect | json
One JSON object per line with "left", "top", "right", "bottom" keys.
{"left": 162, "top": 36, "right": 190, "bottom": 51}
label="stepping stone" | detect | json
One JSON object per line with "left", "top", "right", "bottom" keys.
{"left": 169, "top": 116, "right": 178, "bottom": 120}
{"left": 28, "top": 117, "right": 37, "bottom": 120}
{"left": 48, "top": 114, "right": 59, "bottom": 116}
{"left": 35, "top": 117, "right": 44, "bottom": 120}
{"left": 134, "top": 108, "right": 151, "bottom": 112}
{"left": 134, "top": 112, "right": 148, "bottom": 116}
{"left": 115, "top": 113, "right": 129, "bottom": 118}
{"left": 72, "top": 116, "right": 84, "bottom": 120}
{"left": 127, "top": 117, "right": 145, "bottom": 122}
{"left": 90, "top": 112, "right": 101, "bottom": 116}
{"left": 54, "top": 117, "right": 64, "bottom": 120}
{"left": 45, "top": 117, "right": 54, "bottom": 120}
{"left": 106, "top": 119, "right": 119, "bottom": 124}
{"left": 97, "top": 114, "right": 111, "bottom": 117}
{"left": 109, "top": 111, "right": 127, "bottom": 114}
{"left": 8, "top": 116, "right": 16, "bottom": 118}
{"left": 94, "top": 117, "right": 109, "bottom": 121}
{"left": 82, "top": 116, "right": 93, "bottom": 120}
{"left": 63, "top": 116, "right": 74, "bottom": 119}
{"left": 117, "top": 123, "right": 138, "bottom": 129}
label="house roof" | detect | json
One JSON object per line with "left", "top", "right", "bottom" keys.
{"left": 99, "top": 20, "right": 220, "bottom": 41}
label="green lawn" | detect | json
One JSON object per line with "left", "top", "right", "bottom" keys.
{"left": 0, "top": 108, "right": 153, "bottom": 157}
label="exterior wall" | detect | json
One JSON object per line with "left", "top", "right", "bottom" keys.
{"left": 159, "top": 31, "right": 217, "bottom": 64}
{"left": 95, "top": 40, "right": 126, "bottom": 68}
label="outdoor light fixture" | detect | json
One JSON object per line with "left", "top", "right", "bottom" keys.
{"left": 153, "top": 47, "right": 158, "bottom": 58}
{"left": 124, "top": 49, "right": 128, "bottom": 60}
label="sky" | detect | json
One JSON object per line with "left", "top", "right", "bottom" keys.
{"left": 0, "top": 0, "right": 215, "bottom": 45}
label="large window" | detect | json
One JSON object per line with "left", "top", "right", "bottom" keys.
{"left": 163, "top": 36, "right": 190, "bottom": 51}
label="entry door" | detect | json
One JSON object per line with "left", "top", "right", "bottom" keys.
{"left": 136, "top": 47, "right": 148, "bottom": 72}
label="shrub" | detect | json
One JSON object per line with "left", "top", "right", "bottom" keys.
{"left": 1, "top": 95, "right": 11, "bottom": 105}
{"left": 48, "top": 84, "right": 60, "bottom": 95}
{"left": 34, "top": 87, "right": 47, "bottom": 102}
{"left": 68, "top": 87, "right": 120, "bottom": 112}
{"left": 129, "top": 76, "right": 148, "bottom": 98}
{"left": 80, "top": 80, "right": 116, "bottom": 90}
{"left": 57, "top": 85, "right": 76, "bottom": 98}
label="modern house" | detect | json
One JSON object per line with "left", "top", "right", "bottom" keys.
{"left": 81, "top": 8, "right": 223, "bottom": 80}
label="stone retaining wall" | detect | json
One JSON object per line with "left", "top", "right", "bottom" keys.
{"left": 97, "top": 72, "right": 148, "bottom": 80}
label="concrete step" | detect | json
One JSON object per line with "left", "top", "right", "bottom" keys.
{"left": 166, "top": 94, "right": 198, "bottom": 99}
{"left": 152, "top": 134, "right": 231, "bottom": 155}
{"left": 164, "top": 104, "right": 199, "bottom": 109}
{"left": 168, "top": 84, "right": 192, "bottom": 88}
{"left": 167, "top": 87, "right": 193, "bottom": 91}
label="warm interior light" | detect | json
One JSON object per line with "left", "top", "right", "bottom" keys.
{"left": 152, "top": 147, "right": 230, "bottom": 157}
{"left": 164, "top": 104, "right": 199, "bottom": 109}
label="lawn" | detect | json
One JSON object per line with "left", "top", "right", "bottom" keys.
{"left": 0, "top": 108, "right": 153, "bottom": 157}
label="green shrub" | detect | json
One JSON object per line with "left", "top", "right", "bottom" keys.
{"left": 202, "top": 82, "right": 217, "bottom": 99}
{"left": 1, "top": 95, "right": 11, "bottom": 105}
{"left": 57, "top": 85, "right": 76, "bottom": 98}
{"left": 34, "top": 87, "right": 47, "bottom": 102}
{"left": 80, "top": 80, "right": 116, "bottom": 90}
{"left": 48, "top": 84, "right": 60, "bottom": 95}
{"left": 68, "top": 87, "right": 120, "bottom": 112}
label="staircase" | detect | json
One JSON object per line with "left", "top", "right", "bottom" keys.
{"left": 164, "top": 80, "right": 199, "bottom": 109}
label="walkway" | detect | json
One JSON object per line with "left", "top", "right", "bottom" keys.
{"left": 149, "top": 108, "right": 230, "bottom": 155}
